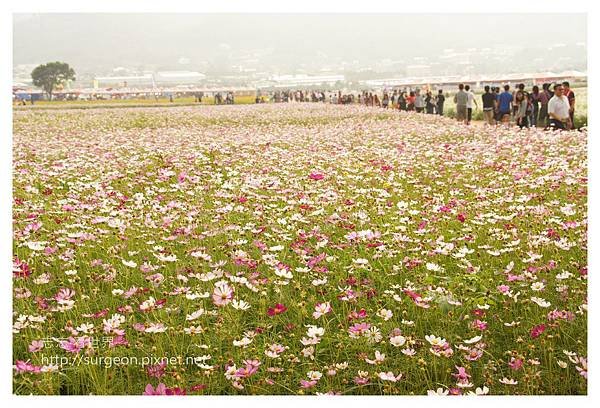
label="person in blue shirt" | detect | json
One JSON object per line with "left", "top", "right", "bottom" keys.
{"left": 497, "top": 84, "right": 513, "bottom": 126}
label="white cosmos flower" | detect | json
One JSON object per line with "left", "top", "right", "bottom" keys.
{"left": 463, "top": 335, "right": 482, "bottom": 344}
{"left": 186, "top": 309, "right": 205, "bottom": 321}
{"left": 233, "top": 337, "right": 252, "bottom": 347}
{"left": 499, "top": 377, "right": 518, "bottom": 385}
{"left": 365, "top": 350, "right": 385, "bottom": 365}
{"left": 377, "top": 308, "right": 393, "bottom": 321}
{"left": 306, "top": 325, "right": 325, "bottom": 338}
{"left": 122, "top": 259, "right": 137, "bottom": 268}
{"left": 184, "top": 325, "right": 204, "bottom": 335}
{"left": 466, "top": 386, "right": 490, "bottom": 395}
{"left": 232, "top": 299, "right": 250, "bottom": 310}
{"left": 378, "top": 371, "right": 402, "bottom": 382}
{"left": 427, "top": 387, "right": 448, "bottom": 396}
{"left": 425, "top": 334, "right": 446, "bottom": 346}
{"left": 390, "top": 335, "right": 406, "bottom": 347}
{"left": 274, "top": 267, "right": 293, "bottom": 279}
{"left": 426, "top": 262, "right": 442, "bottom": 272}
{"left": 530, "top": 281, "right": 545, "bottom": 291}
{"left": 155, "top": 253, "right": 177, "bottom": 262}
{"left": 144, "top": 323, "right": 167, "bottom": 333}
{"left": 530, "top": 297, "right": 551, "bottom": 308}
{"left": 26, "top": 241, "right": 47, "bottom": 251}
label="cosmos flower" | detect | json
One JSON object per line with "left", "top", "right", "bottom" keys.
{"left": 212, "top": 281, "right": 234, "bottom": 307}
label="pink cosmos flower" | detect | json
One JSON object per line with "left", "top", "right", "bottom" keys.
{"left": 508, "top": 358, "right": 523, "bottom": 370}
{"left": 212, "top": 281, "right": 234, "bottom": 307}
{"left": 15, "top": 360, "right": 42, "bottom": 374}
{"left": 312, "top": 302, "right": 332, "bottom": 319}
{"left": 497, "top": 284, "right": 510, "bottom": 294}
{"left": 147, "top": 360, "right": 167, "bottom": 378}
{"left": 309, "top": 172, "right": 325, "bottom": 180}
{"left": 300, "top": 380, "right": 318, "bottom": 388}
{"left": 452, "top": 366, "right": 471, "bottom": 381}
{"left": 13, "top": 257, "right": 31, "bottom": 279}
{"left": 59, "top": 336, "right": 91, "bottom": 353}
{"left": 109, "top": 335, "right": 129, "bottom": 348}
{"left": 143, "top": 383, "right": 167, "bottom": 395}
{"left": 28, "top": 340, "right": 44, "bottom": 353}
{"left": 54, "top": 287, "right": 76, "bottom": 302}
{"left": 348, "top": 322, "right": 371, "bottom": 337}
{"left": 354, "top": 376, "right": 370, "bottom": 385}
{"left": 234, "top": 359, "right": 261, "bottom": 378}
{"left": 472, "top": 319, "right": 488, "bottom": 331}
{"left": 348, "top": 309, "right": 368, "bottom": 320}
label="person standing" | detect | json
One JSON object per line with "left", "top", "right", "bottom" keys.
{"left": 547, "top": 83, "right": 571, "bottom": 130}
{"left": 425, "top": 91, "right": 435, "bottom": 114}
{"left": 497, "top": 85, "right": 513, "bottom": 126}
{"left": 399, "top": 92, "right": 407, "bottom": 111}
{"left": 562, "top": 81, "right": 576, "bottom": 129}
{"left": 530, "top": 85, "right": 540, "bottom": 127}
{"left": 407, "top": 91, "right": 416, "bottom": 111}
{"left": 382, "top": 92, "right": 389, "bottom": 108}
{"left": 493, "top": 87, "right": 500, "bottom": 123}
{"left": 515, "top": 92, "right": 529, "bottom": 129}
{"left": 512, "top": 83, "right": 525, "bottom": 118}
{"left": 415, "top": 89, "right": 425, "bottom": 113}
{"left": 481, "top": 85, "right": 496, "bottom": 126}
{"left": 436, "top": 89, "right": 445, "bottom": 116}
{"left": 465, "top": 85, "right": 478, "bottom": 125}
{"left": 454, "top": 84, "right": 468, "bottom": 123}
{"left": 538, "top": 83, "right": 551, "bottom": 127}
{"left": 374, "top": 94, "right": 381, "bottom": 107}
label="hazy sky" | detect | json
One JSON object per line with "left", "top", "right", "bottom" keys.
{"left": 13, "top": 13, "right": 587, "bottom": 72}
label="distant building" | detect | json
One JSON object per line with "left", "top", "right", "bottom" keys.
{"left": 264, "top": 74, "right": 345, "bottom": 88}
{"left": 154, "top": 71, "right": 206, "bottom": 85}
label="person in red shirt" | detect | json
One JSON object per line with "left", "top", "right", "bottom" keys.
{"left": 406, "top": 91, "right": 416, "bottom": 111}
{"left": 562, "top": 81, "right": 576, "bottom": 129}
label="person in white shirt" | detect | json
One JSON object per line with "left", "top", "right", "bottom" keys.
{"left": 465, "top": 85, "right": 479, "bottom": 125}
{"left": 547, "top": 83, "right": 571, "bottom": 130}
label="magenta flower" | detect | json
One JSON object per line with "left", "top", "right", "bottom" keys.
{"left": 143, "top": 383, "right": 167, "bottom": 395}
{"left": 530, "top": 324, "right": 546, "bottom": 339}
{"left": 267, "top": 303, "right": 287, "bottom": 316}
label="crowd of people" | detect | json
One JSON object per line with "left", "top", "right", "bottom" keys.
{"left": 213, "top": 91, "right": 235, "bottom": 105}
{"left": 454, "top": 81, "right": 577, "bottom": 130}
{"left": 262, "top": 80, "right": 578, "bottom": 130}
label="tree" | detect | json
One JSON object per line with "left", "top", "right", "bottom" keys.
{"left": 31, "top": 62, "right": 76, "bottom": 100}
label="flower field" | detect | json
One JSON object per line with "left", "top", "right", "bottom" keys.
{"left": 12, "top": 104, "right": 587, "bottom": 395}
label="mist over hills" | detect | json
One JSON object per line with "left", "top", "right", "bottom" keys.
{"left": 13, "top": 13, "right": 587, "bottom": 79}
